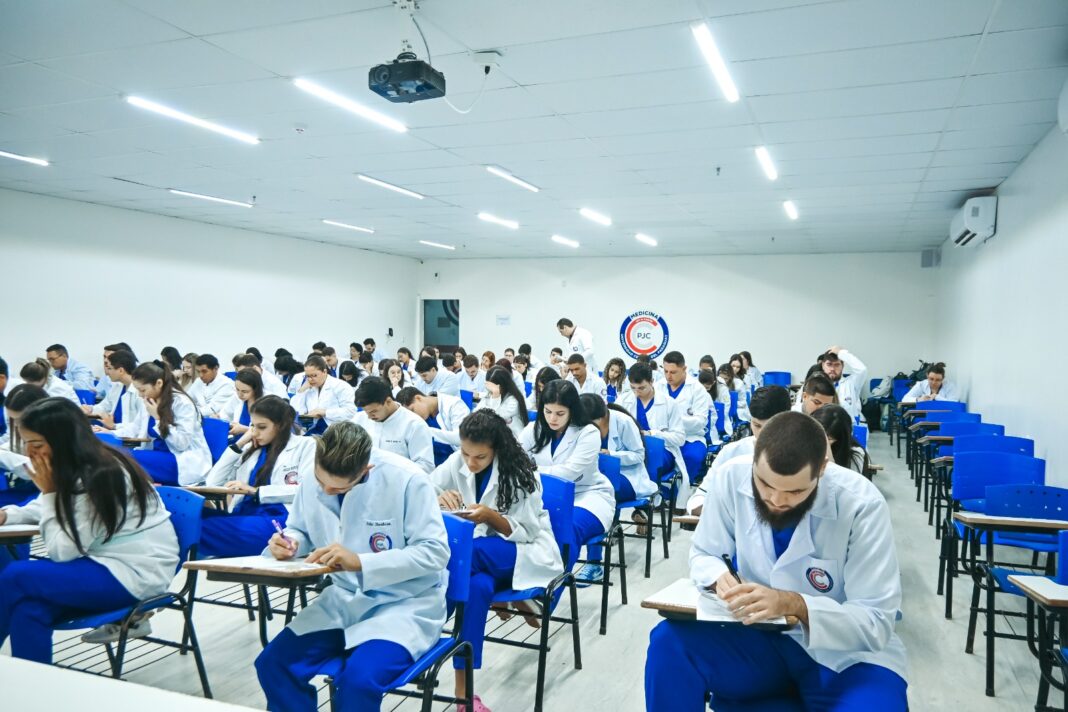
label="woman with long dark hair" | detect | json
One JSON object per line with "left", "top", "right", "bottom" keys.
{"left": 739, "top": 350, "right": 762, "bottom": 389}
{"left": 475, "top": 365, "right": 528, "bottom": 439}
{"left": 431, "top": 409, "right": 562, "bottom": 709}
{"left": 812, "top": 404, "right": 870, "bottom": 477}
{"left": 201, "top": 395, "right": 315, "bottom": 557}
{"left": 525, "top": 366, "right": 562, "bottom": 411}
{"left": 129, "top": 362, "right": 211, "bottom": 486}
{"left": 223, "top": 368, "right": 264, "bottom": 438}
{"left": 0, "top": 398, "right": 178, "bottom": 662}
{"left": 602, "top": 357, "right": 629, "bottom": 403}
{"left": 0, "top": 385, "right": 50, "bottom": 507}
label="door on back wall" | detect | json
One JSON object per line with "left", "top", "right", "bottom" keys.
{"left": 422, "top": 299, "right": 459, "bottom": 352}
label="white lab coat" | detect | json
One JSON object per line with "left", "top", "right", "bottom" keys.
{"left": 415, "top": 369, "right": 460, "bottom": 396}
{"left": 91, "top": 381, "right": 143, "bottom": 429}
{"left": 656, "top": 379, "right": 711, "bottom": 445}
{"left": 902, "top": 380, "right": 961, "bottom": 404}
{"left": 691, "top": 455, "right": 908, "bottom": 681}
{"left": 458, "top": 370, "right": 485, "bottom": 395}
{"left": 475, "top": 394, "right": 527, "bottom": 439}
{"left": 603, "top": 410, "right": 658, "bottom": 499}
{"left": 685, "top": 436, "right": 755, "bottom": 514}
{"left": 276, "top": 448, "right": 449, "bottom": 657}
{"left": 425, "top": 393, "right": 471, "bottom": 447}
{"left": 45, "top": 376, "right": 80, "bottom": 404}
{"left": 206, "top": 435, "right": 317, "bottom": 511}
{"left": 565, "top": 372, "right": 608, "bottom": 401}
{"left": 188, "top": 375, "right": 236, "bottom": 418}
{"left": 128, "top": 392, "right": 212, "bottom": 486}
{"left": 833, "top": 350, "right": 868, "bottom": 422}
{"left": 518, "top": 422, "right": 615, "bottom": 531}
{"left": 430, "top": 453, "right": 562, "bottom": 590}
{"left": 291, "top": 376, "right": 357, "bottom": 428}
{"left": 259, "top": 370, "right": 291, "bottom": 398}
{"left": 566, "top": 326, "right": 598, "bottom": 375}
{"left": 354, "top": 406, "right": 435, "bottom": 473}
{"left": 511, "top": 370, "right": 526, "bottom": 395}
{"left": 605, "top": 379, "right": 630, "bottom": 403}
{"left": 617, "top": 391, "right": 691, "bottom": 503}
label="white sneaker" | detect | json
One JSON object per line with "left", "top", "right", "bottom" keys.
{"left": 81, "top": 615, "right": 153, "bottom": 644}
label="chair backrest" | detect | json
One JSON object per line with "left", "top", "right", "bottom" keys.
{"left": 524, "top": 382, "right": 533, "bottom": 397}
{"left": 75, "top": 389, "right": 96, "bottom": 406}
{"left": 925, "top": 411, "right": 980, "bottom": 425}
{"left": 728, "top": 391, "right": 739, "bottom": 421}
{"left": 441, "top": 513, "right": 475, "bottom": 604}
{"left": 763, "top": 371, "right": 791, "bottom": 387}
{"left": 598, "top": 454, "right": 627, "bottom": 503}
{"left": 158, "top": 486, "right": 205, "bottom": 570}
{"left": 202, "top": 417, "right": 230, "bottom": 464}
{"left": 224, "top": 370, "right": 238, "bottom": 380}
{"left": 714, "top": 402, "right": 725, "bottom": 435}
{"left": 891, "top": 378, "right": 912, "bottom": 402}
{"left": 984, "top": 484, "right": 1068, "bottom": 522}
{"left": 939, "top": 422, "right": 1004, "bottom": 438}
{"left": 853, "top": 424, "right": 868, "bottom": 449}
{"left": 922, "top": 401, "right": 967, "bottom": 412}
{"left": 643, "top": 435, "right": 671, "bottom": 482}
{"left": 951, "top": 452, "right": 1045, "bottom": 501}
{"left": 869, "top": 378, "right": 883, "bottom": 393}
{"left": 527, "top": 409, "right": 537, "bottom": 423}
{"left": 953, "top": 434, "right": 1034, "bottom": 457}
{"left": 1059, "top": 531, "right": 1068, "bottom": 585}
{"left": 540, "top": 474, "right": 577, "bottom": 569}
{"left": 459, "top": 390, "right": 474, "bottom": 410}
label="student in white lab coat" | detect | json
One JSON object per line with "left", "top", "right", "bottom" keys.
{"left": 740, "top": 351, "right": 763, "bottom": 390}
{"left": 0, "top": 385, "right": 49, "bottom": 510}
{"left": 513, "top": 354, "right": 532, "bottom": 385}
{"left": 201, "top": 396, "right": 316, "bottom": 558}
{"left": 396, "top": 387, "right": 471, "bottom": 467}
{"left": 645, "top": 412, "right": 908, "bottom": 711}
{"left": 526, "top": 367, "right": 562, "bottom": 411}
{"left": 220, "top": 369, "right": 263, "bottom": 438}
{"left": 353, "top": 377, "right": 435, "bottom": 473}
{"left": 517, "top": 343, "right": 544, "bottom": 374}
{"left": 187, "top": 354, "right": 235, "bottom": 419}
{"left": 658, "top": 352, "right": 711, "bottom": 484}
{"left": 19, "top": 359, "right": 79, "bottom": 404}
{"left": 275, "top": 354, "right": 304, "bottom": 394}
{"left": 556, "top": 317, "right": 598, "bottom": 375}
{"left": 902, "top": 362, "right": 960, "bottom": 404}
{"left": 396, "top": 347, "right": 415, "bottom": 373}
{"left": 94, "top": 342, "right": 135, "bottom": 401}
{"left": 581, "top": 394, "right": 657, "bottom": 502}
{"left": 718, "top": 363, "right": 751, "bottom": 424}
{"left": 177, "top": 352, "right": 199, "bottom": 391}
{"left": 618, "top": 363, "right": 691, "bottom": 506}
{"left": 0, "top": 398, "right": 178, "bottom": 661}
{"left": 431, "top": 410, "right": 563, "bottom": 710}
{"left": 548, "top": 347, "right": 566, "bottom": 377}
{"left": 255, "top": 422, "right": 450, "bottom": 712}
{"left": 564, "top": 354, "right": 608, "bottom": 401}
{"left": 458, "top": 355, "right": 486, "bottom": 395}
{"left": 475, "top": 366, "right": 529, "bottom": 440}
{"left": 234, "top": 353, "right": 289, "bottom": 398}
{"left": 519, "top": 380, "right": 615, "bottom": 587}
{"left": 291, "top": 355, "right": 357, "bottom": 437}
{"left": 813, "top": 405, "right": 871, "bottom": 478}
{"left": 45, "top": 344, "right": 96, "bottom": 393}
{"left": 321, "top": 347, "right": 341, "bottom": 378}
{"left": 686, "top": 385, "right": 793, "bottom": 516}
{"left": 796, "top": 375, "right": 839, "bottom": 416}
{"left": 338, "top": 360, "right": 364, "bottom": 389}
{"left": 363, "top": 337, "right": 383, "bottom": 363}
{"left": 85, "top": 349, "right": 142, "bottom": 434}
{"left": 378, "top": 358, "right": 413, "bottom": 398}
{"left": 414, "top": 356, "right": 460, "bottom": 396}
{"left": 820, "top": 346, "right": 868, "bottom": 422}
{"left": 698, "top": 369, "right": 733, "bottom": 444}
{"left": 602, "top": 358, "right": 630, "bottom": 403}
{"left": 125, "top": 362, "right": 212, "bottom": 486}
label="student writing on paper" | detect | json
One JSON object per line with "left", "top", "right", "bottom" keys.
{"left": 187, "top": 353, "right": 235, "bottom": 419}
{"left": 255, "top": 421, "right": 449, "bottom": 712}
{"left": 85, "top": 350, "right": 141, "bottom": 433}
{"left": 353, "top": 377, "right": 435, "bottom": 473}
{"left": 290, "top": 355, "right": 357, "bottom": 436}
{"left": 458, "top": 354, "right": 486, "bottom": 395}
{"left": 396, "top": 386, "right": 471, "bottom": 465}
{"left": 474, "top": 366, "right": 528, "bottom": 439}
{"left": 902, "top": 362, "right": 959, "bottom": 403}
{"left": 19, "top": 359, "right": 78, "bottom": 404}
{"left": 430, "top": 410, "right": 562, "bottom": 712}
{"left": 796, "top": 374, "right": 839, "bottom": 415}
{"left": 645, "top": 412, "right": 907, "bottom": 711}
{"left": 220, "top": 369, "right": 263, "bottom": 439}
{"left": 602, "top": 357, "right": 629, "bottom": 403}
{"left": 564, "top": 354, "right": 608, "bottom": 401}
{"left": 413, "top": 356, "right": 460, "bottom": 396}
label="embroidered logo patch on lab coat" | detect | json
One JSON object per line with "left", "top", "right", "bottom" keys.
{"left": 369, "top": 532, "right": 393, "bottom": 552}
{"left": 806, "top": 567, "right": 834, "bottom": 593}
{"left": 284, "top": 470, "right": 299, "bottom": 485}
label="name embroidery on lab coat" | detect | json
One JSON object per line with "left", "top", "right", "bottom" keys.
{"left": 806, "top": 567, "right": 834, "bottom": 593}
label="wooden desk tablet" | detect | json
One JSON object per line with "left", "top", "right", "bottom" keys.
{"left": 1007, "top": 575, "right": 1068, "bottom": 709}
{"left": 917, "top": 435, "right": 954, "bottom": 444}
{"left": 183, "top": 485, "right": 236, "bottom": 506}
{"left": 673, "top": 514, "right": 700, "bottom": 527}
{"left": 1007, "top": 575, "right": 1068, "bottom": 608}
{"left": 0, "top": 524, "right": 39, "bottom": 558}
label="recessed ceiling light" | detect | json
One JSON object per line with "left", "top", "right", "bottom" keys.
{"left": 635, "top": 233, "right": 658, "bottom": 247}
{"left": 420, "top": 240, "right": 455, "bottom": 251}
{"left": 691, "top": 23, "right": 740, "bottom": 103}
{"left": 485, "top": 165, "right": 540, "bottom": 192}
{"left": 755, "top": 146, "right": 778, "bottom": 181}
{"left": 579, "top": 207, "right": 612, "bottom": 226}
{"left": 783, "top": 200, "right": 799, "bottom": 220}
{"left": 0, "top": 150, "right": 49, "bottom": 167}
{"left": 356, "top": 173, "right": 424, "bottom": 199}
{"left": 478, "top": 212, "right": 519, "bottom": 230}
{"left": 169, "top": 189, "right": 253, "bottom": 208}
{"left": 293, "top": 78, "right": 407, "bottom": 133}
{"left": 323, "top": 219, "right": 374, "bottom": 234}
{"left": 551, "top": 234, "right": 579, "bottom": 248}
{"left": 126, "top": 96, "right": 260, "bottom": 145}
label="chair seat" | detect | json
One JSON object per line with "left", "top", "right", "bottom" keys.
{"left": 989, "top": 567, "right": 1028, "bottom": 597}
{"left": 55, "top": 595, "right": 178, "bottom": 631}
{"left": 317, "top": 637, "right": 460, "bottom": 688}
{"left": 493, "top": 587, "right": 545, "bottom": 603}
{"left": 995, "top": 533, "right": 1059, "bottom": 553}
{"left": 616, "top": 498, "right": 652, "bottom": 510}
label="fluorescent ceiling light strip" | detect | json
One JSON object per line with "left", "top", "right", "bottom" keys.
{"left": 635, "top": 233, "right": 658, "bottom": 247}
{"left": 485, "top": 165, "right": 540, "bottom": 192}
{"left": 691, "top": 23, "right": 740, "bottom": 103}
{"left": 551, "top": 234, "right": 579, "bottom": 248}
{"left": 356, "top": 173, "right": 424, "bottom": 199}
{"left": 293, "top": 78, "right": 407, "bottom": 133}
{"left": 323, "top": 219, "right": 374, "bottom": 234}
{"left": 755, "top": 146, "right": 778, "bottom": 181}
{"left": 579, "top": 207, "right": 612, "bottom": 226}
{"left": 478, "top": 212, "right": 519, "bottom": 230}
{"left": 0, "top": 150, "right": 49, "bottom": 166}
{"left": 169, "top": 189, "right": 253, "bottom": 208}
{"left": 783, "top": 201, "right": 799, "bottom": 220}
{"left": 420, "top": 240, "right": 455, "bottom": 251}
{"left": 126, "top": 96, "right": 259, "bottom": 145}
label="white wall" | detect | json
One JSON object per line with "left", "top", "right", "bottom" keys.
{"left": 0, "top": 189, "right": 418, "bottom": 379}
{"left": 416, "top": 252, "right": 940, "bottom": 383}
{"left": 937, "top": 126, "right": 1068, "bottom": 480}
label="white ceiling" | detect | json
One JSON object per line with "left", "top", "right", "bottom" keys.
{"left": 1, "top": 0, "right": 1066, "bottom": 259}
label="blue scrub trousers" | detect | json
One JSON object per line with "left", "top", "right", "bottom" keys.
{"left": 645, "top": 619, "right": 907, "bottom": 712}
{"left": 255, "top": 628, "right": 413, "bottom": 712}
{"left": 0, "top": 557, "right": 137, "bottom": 664}
{"left": 199, "top": 504, "right": 287, "bottom": 559}
{"left": 574, "top": 505, "right": 606, "bottom": 565}
{"left": 456, "top": 536, "right": 517, "bottom": 670}
{"left": 132, "top": 450, "right": 179, "bottom": 485}
{"left": 681, "top": 440, "right": 707, "bottom": 483}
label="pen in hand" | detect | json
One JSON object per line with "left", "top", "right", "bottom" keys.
{"left": 272, "top": 519, "right": 295, "bottom": 551}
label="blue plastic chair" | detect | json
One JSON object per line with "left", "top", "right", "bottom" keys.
{"left": 589, "top": 454, "right": 642, "bottom": 635}
{"left": 524, "top": 382, "right": 533, "bottom": 397}
{"left": 762, "top": 371, "right": 791, "bottom": 387}
{"left": 956, "top": 434, "right": 1034, "bottom": 458}
{"left": 891, "top": 378, "right": 912, "bottom": 402}
{"left": 320, "top": 514, "right": 476, "bottom": 711}
{"left": 528, "top": 409, "right": 537, "bottom": 423}
{"left": 485, "top": 475, "right": 580, "bottom": 712}
{"left": 55, "top": 487, "right": 212, "bottom": 697}
{"left": 644, "top": 436, "right": 680, "bottom": 547}
{"left": 459, "top": 389, "right": 474, "bottom": 410}
{"left": 728, "top": 391, "right": 740, "bottom": 426}
{"left": 74, "top": 388, "right": 96, "bottom": 405}
{"left": 853, "top": 424, "right": 868, "bottom": 449}
{"left": 202, "top": 417, "right": 230, "bottom": 464}
{"left": 223, "top": 370, "right": 238, "bottom": 380}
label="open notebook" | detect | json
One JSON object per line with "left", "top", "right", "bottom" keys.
{"left": 697, "top": 586, "right": 791, "bottom": 630}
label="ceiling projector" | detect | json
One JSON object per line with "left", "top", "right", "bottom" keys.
{"left": 369, "top": 51, "right": 445, "bottom": 103}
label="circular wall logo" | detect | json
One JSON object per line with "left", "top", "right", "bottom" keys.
{"left": 619, "top": 311, "right": 670, "bottom": 359}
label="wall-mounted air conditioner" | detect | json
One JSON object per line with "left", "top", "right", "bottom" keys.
{"left": 950, "top": 196, "right": 997, "bottom": 247}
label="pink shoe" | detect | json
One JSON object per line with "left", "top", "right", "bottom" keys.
{"left": 457, "top": 694, "right": 492, "bottom": 712}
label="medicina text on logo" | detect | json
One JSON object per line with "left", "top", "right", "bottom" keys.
{"left": 619, "top": 311, "right": 670, "bottom": 359}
